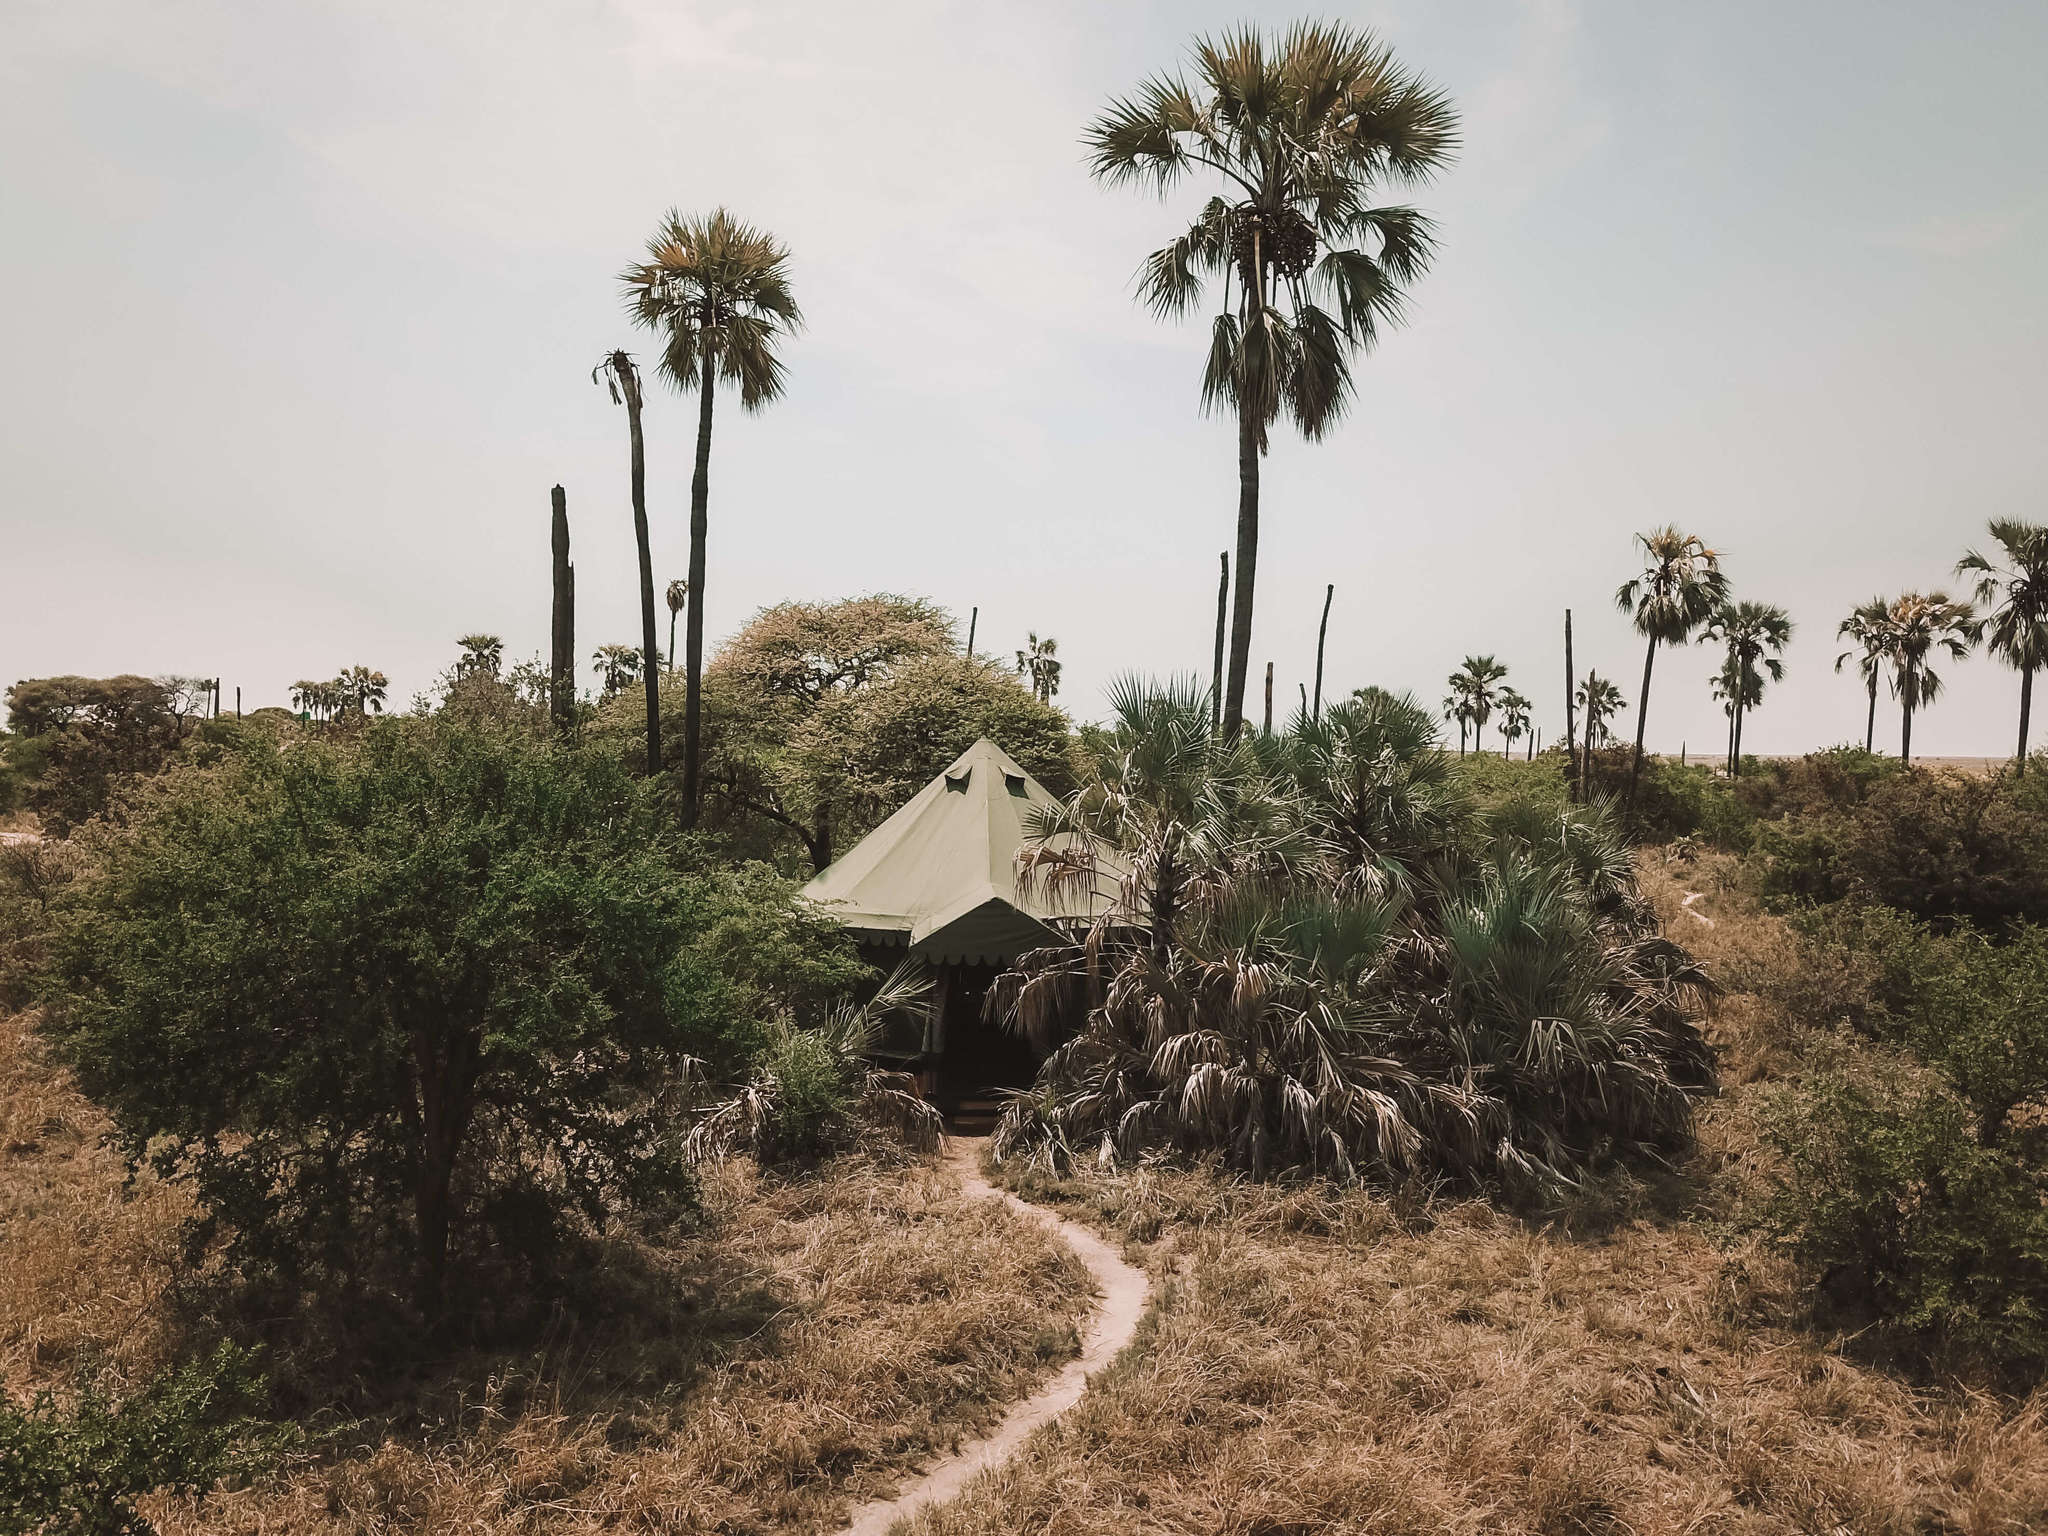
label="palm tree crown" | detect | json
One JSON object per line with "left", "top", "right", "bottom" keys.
{"left": 1015, "top": 632, "right": 1062, "bottom": 704}
{"left": 1885, "top": 592, "right": 1977, "bottom": 764}
{"left": 623, "top": 209, "right": 802, "bottom": 407}
{"left": 1614, "top": 527, "right": 1729, "bottom": 804}
{"left": 1576, "top": 673, "right": 1624, "bottom": 751}
{"left": 1087, "top": 24, "right": 1456, "bottom": 739}
{"left": 456, "top": 633, "right": 504, "bottom": 680}
{"left": 1702, "top": 600, "right": 1792, "bottom": 775}
{"left": 1835, "top": 596, "right": 1894, "bottom": 753}
{"left": 1958, "top": 519, "right": 2048, "bottom": 770}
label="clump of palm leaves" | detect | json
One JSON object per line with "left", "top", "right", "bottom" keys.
{"left": 688, "top": 965, "right": 941, "bottom": 1165}
{"left": 990, "top": 678, "right": 1714, "bottom": 1198}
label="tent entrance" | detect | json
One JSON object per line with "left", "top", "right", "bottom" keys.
{"left": 925, "top": 963, "right": 1038, "bottom": 1132}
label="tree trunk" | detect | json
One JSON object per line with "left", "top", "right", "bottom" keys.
{"left": 2015, "top": 663, "right": 2031, "bottom": 774}
{"left": 1263, "top": 660, "right": 1274, "bottom": 735}
{"left": 1733, "top": 700, "right": 1746, "bottom": 776}
{"left": 1211, "top": 552, "right": 1228, "bottom": 733}
{"left": 412, "top": 1029, "right": 479, "bottom": 1321}
{"left": 550, "top": 486, "right": 575, "bottom": 739}
{"left": 1865, "top": 675, "right": 1878, "bottom": 754}
{"left": 966, "top": 606, "right": 977, "bottom": 659}
{"left": 1901, "top": 686, "right": 1914, "bottom": 766}
{"left": 1627, "top": 634, "right": 1657, "bottom": 807}
{"left": 1563, "top": 609, "right": 1578, "bottom": 802}
{"left": 683, "top": 347, "right": 716, "bottom": 825}
{"left": 623, "top": 364, "right": 662, "bottom": 777}
{"left": 1312, "top": 583, "right": 1333, "bottom": 722}
{"left": 668, "top": 608, "right": 678, "bottom": 671}
{"left": 1223, "top": 397, "right": 1260, "bottom": 740}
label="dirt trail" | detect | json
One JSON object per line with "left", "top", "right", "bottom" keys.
{"left": 838, "top": 1138, "right": 1150, "bottom": 1536}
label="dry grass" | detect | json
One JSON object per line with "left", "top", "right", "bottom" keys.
{"left": 915, "top": 861, "right": 2048, "bottom": 1536}
{"left": 0, "top": 1008, "right": 1092, "bottom": 1535}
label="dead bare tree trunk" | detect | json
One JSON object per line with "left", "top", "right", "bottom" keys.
{"left": 1312, "top": 583, "right": 1333, "bottom": 721}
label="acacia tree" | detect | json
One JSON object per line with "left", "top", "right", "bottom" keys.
{"left": 1087, "top": 24, "right": 1457, "bottom": 739}
{"left": 39, "top": 718, "right": 761, "bottom": 1318}
{"left": 1615, "top": 528, "right": 1728, "bottom": 806}
{"left": 1835, "top": 597, "right": 1894, "bottom": 754}
{"left": 595, "top": 352, "right": 662, "bottom": 777}
{"left": 622, "top": 210, "right": 802, "bottom": 825}
{"left": 1959, "top": 519, "right": 2048, "bottom": 774}
{"left": 1702, "top": 600, "right": 1792, "bottom": 777}
{"left": 1887, "top": 592, "right": 1978, "bottom": 765}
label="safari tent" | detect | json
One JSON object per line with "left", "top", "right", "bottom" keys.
{"left": 799, "top": 737, "right": 1120, "bottom": 1117}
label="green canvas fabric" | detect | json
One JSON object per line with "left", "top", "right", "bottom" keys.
{"left": 799, "top": 737, "right": 1122, "bottom": 966}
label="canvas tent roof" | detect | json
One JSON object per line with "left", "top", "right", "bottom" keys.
{"left": 799, "top": 737, "right": 1122, "bottom": 966}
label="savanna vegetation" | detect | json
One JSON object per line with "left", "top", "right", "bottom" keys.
{"left": 7, "top": 14, "right": 2048, "bottom": 1534}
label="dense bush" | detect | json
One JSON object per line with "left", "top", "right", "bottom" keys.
{"left": 1760, "top": 912, "right": 2048, "bottom": 1371}
{"left": 0, "top": 1343, "right": 280, "bottom": 1536}
{"left": 1760, "top": 767, "right": 2048, "bottom": 927}
{"left": 990, "top": 681, "right": 1714, "bottom": 1196}
{"left": 37, "top": 716, "right": 858, "bottom": 1320}
{"left": 2, "top": 675, "right": 200, "bottom": 835}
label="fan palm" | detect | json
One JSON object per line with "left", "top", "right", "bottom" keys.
{"left": 592, "top": 644, "right": 641, "bottom": 700}
{"left": 1575, "top": 672, "right": 1624, "bottom": 753}
{"left": 593, "top": 352, "right": 662, "bottom": 777}
{"left": 1702, "top": 600, "right": 1792, "bottom": 777}
{"left": 665, "top": 579, "right": 689, "bottom": 671}
{"left": 1885, "top": 592, "right": 1978, "bottom": 765}
{"left": 623, "top": 209, "right": 802, "bottom": 825}
{"left": 1497, "top": 687, "right": 1531, "bottom": 761}
{"left": 1958, "top": 519, "right": 2048, "bottom": 773}
{"left": 333, "top": 666, "right": 388, "bottom": 721}
{"left": 1615, "top": 527, "right": 1729, "bottom": 805}
{"left": 1015, "top": 632, "right": 1062, "bottom": 703}
{"left": 1087, "top": 24, "right": 1457, "bottom": 741}
{"left": 1834, "top": 597, "right": 1894, "bottom": 754}
{"left": 1447, "top": 655, "right": 1507, "bottom": 756}
{"left": 456, "top": 633, "right": 504, "bottom": 681}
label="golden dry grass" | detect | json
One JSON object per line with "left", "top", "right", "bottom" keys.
{"left": 909, "top": 862, "right": 2048, "bottom": 1536}
{"left": 0, "top": 1008, "right": 1092, "bottom": 1535}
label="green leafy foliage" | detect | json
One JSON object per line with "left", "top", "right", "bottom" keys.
{"left": 37, "top": 716, "right": 842, "bottom": 1318}
{"left": 0, "top": 1343, "right": 282, "bottom": 1536}
{"left": 1760, "top": 910, "right": 2048, "bottom": 1371}
{"left": 1, "top": 676, "right": 200, "bottom": 836}
{"left": 1759, "top": 767, "right": 2048, "bottom": 927}
{"left": 991, "top": 680, "right": 1714, "bottom": 1196}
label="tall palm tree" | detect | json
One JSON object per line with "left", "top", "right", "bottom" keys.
{"left": 1958, "top": 519, "right": 2048, "bottom": 774}
{"left": 1446, "top": 655, "right": 1506, "bottom": 757}
{"left": 665, "top": 579, "right": 689, "bottom": 671}
{"left": 1498, "top": 687, "right": 1531, "bottom": 761}
{"left": 622, "top": 209, "right": 802, "bottom": 825}
{"left": 1087, "top": 24, "right": 1457, "bottom": 740}
{"left": 1615, "top": 527, "right": 1728, "bottom": 806}
{"left": 1015, "top": 632, "right": 1062, "bottom": 703}
{"left": 1702, "top": 600, "right": 1792, "bottom": 777}
{"left": 1442, "top": 692, "right": 1472, "bottom": 756}
{"left": 1834, "top": 597, "right": 1894, "bottom": 754}
{"left": 592, "top": 644, "right": 642, "bottom": 701}
{"left": 334, "top": 666, "right": 388, "bottom": 721}
{"left": 594, "top": 351, "right": 661, "bottom": 777}
{"left": 456, "top": 633, "right": 504, "bottom": 680}
{"left": 1576, "top": 672, "right": 1624, "bottom": 753}
{"left": 1886, "top": 592, "right": 1977, "bottom": 766}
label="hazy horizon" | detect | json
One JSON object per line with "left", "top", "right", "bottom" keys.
{"left": 5, "top": 1, "right": 2043, "bottom": 756}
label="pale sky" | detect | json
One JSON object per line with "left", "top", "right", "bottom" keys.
{"left": 4, "top": 1, "right": 2043, "bottom": 756}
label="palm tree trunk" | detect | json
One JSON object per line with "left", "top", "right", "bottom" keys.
{"left": 1222, "top": 397, "right": 1259, "bottom": 740}
{"left": 1901, "top": 671, "right": 1915, "bottom": 766}
{"left": 2015, "top": 663, "right": 2031, "bottom": 774}
{"left": 550, "top": 485, "right": 575, "bottom": 740}
{"left": 1627, "top": 634, "right": 1657, "bottom": 807}
{"left": 683, "top": 347, "right": 716, "bottom": 824}
{"left": 1563, "top": 608, "right": 1578, "bottom": 803}
{"left": 668, "top": 608, "right": 678, "bottom": 671}
{"left": 1211, "top": 552, "right": 1228, "bottom": 733}
{"left": 623, "top": 364, "right": 662, "bottom": 777}
{"left": 1312, "top": 583, "right": 1333, "bottom": 722}
{"left": 1733, "top": 700, "right": 1746, "bottom": 776}
{"left": 1263, "top": 661, "right": 1273, "bottom": 734}
{"left": 1865, "top": 675, "right": 1878, "bottom": 754}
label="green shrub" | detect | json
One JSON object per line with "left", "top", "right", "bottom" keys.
{"left": 37, "top": 717, "right": 821, "bottom": 1320}
{"left": 1758, "top": 1064, "right": 2048, "bottom": 1372}
{"left": 0, "top": 1343, "right": 282, "bottom": 1536}
{"left": 1759, "top": 768, "right": 2048, "bottom": 927}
